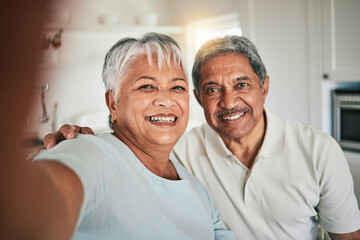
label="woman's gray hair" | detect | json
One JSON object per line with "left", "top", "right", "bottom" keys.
{"left": 103, "top": 32, "right": 187, "bottom": 129}
{"left": 192, "top": 35, "right": 267, "bottom": 94}
{"left": 102, "top": 32, "right": 187, "bottom": 98}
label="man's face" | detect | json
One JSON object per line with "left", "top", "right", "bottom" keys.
{"left": 195, "top": 53, "right": 269, "bottom": 141}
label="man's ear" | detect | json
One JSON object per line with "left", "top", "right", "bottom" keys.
{"left": 105, "top": 90, "right": 117, "bottom": 117}
{"left": 261, "top": 76, "right": 270, "bottom": 100}
{"left": 193, "top": 89, "right": 203, "bottom": 107}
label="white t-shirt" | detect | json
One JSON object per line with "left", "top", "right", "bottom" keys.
{"left": 35, "top": 133, "right": 235, "bottom": 240}
{"left": 171, "top": 111, "right": 360, "bottom": 239}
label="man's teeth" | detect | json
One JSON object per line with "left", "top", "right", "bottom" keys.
{"left": 223, "top": 112, "right": 244, "bottom": 120}
{"left": 147, "top": 116, "right": 176, "bottom": 122}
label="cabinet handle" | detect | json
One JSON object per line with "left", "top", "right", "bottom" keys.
{"left": 323, "top": 73, "right": 329, "bottom": 80}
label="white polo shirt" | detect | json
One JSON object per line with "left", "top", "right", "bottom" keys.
{"left": 171, "top": 111, "right": 360, "bottom": 239}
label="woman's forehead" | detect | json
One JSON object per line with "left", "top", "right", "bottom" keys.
{"left": 128, "top": 55, "right": 186, "bottom": 77}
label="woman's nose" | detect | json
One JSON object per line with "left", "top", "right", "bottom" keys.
{"left": 153, "top": 91, "right": 175, "bottom": 107}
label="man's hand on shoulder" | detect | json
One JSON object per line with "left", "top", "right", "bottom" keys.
{"left": 328, "top": 229, "right": 360, "bottom": 240}
{"left": 44, "top": 124, "right": 95, "bottom": 149}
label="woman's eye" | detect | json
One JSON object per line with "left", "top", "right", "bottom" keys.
{"left": 139, "top": 85, "right": 153, "bottom": 89}
{"left": 173, "top": 86, "right": 186, "bottom": 91}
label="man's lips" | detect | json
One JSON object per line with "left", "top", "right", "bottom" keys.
{"left": 215, "top": 107, "right": 250, "bottom": 121}
{"left": 222, "top": 112, "right": 245, "bottom": 120}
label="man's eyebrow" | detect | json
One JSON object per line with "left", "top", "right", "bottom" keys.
{"left": 202, "top": 81, "right": 218, "bottom": 89}
{"left": 235, "top": 76, "right": 250, "bottom": 81}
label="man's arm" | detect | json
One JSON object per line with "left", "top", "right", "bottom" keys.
{"left": 328, "top": 230, "right": 360, "bottom": 240}
{"left": 44, "top": 124, "right": 94, "bottom": 149}
{"left": 317, "top": 137, "right": 360, "bottom": 239}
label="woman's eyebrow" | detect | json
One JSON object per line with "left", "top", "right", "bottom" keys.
{"left": 172, "top": 78, "right": 187, "bottom": 83}
{"left": 135, "top": 76, "right": 157, "bottom": 82}
{"left": 135, "top": 77, "right": 187, "bottom": 84}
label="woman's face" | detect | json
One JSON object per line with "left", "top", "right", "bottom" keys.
{"left": 110, "top": 55, "right": 189, "bottom": 149}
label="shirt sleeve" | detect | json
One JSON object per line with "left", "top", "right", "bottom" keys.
{"left": 317, "top": 136, "right": 360, "bottom": 233}
{"left": 212, "top": 205, "right": 236, "bottom": 240}
{"left": 193, "top": 176, "right": 236, "bottom": 240}
{"left": 34, "top": 134, "right": 115, "bottom": 223}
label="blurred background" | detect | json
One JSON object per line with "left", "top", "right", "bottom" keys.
{"left": 29, "top": 0, "right": 360, "bottom": 135}
{"left": 27, "top": 0, "right": 360, "bottom": 200}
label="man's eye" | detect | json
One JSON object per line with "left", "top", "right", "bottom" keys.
{"left": 237, "top": 83, "right": 248, "bottom": 88}
{"left": 206, "top": 88, "right": 218, "bottom": 94}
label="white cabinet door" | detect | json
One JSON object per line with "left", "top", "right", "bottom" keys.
{"left": 322, "top": 0, "right": 360, "bottom": 81}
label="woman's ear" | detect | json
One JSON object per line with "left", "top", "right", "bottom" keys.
{"left": 105, "top": 90, "right": 117, "bottom": 120}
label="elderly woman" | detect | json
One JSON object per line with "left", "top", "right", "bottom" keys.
{"left": 23, "top": 33, "right": 235, "bottom": 239}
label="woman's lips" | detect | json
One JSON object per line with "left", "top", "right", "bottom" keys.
{"left": 146, "top": 114, "right": 177, "bottom": 126}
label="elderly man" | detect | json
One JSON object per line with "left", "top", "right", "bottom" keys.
{"left": 45, "top": 35, "right": 360, "bottom": 239}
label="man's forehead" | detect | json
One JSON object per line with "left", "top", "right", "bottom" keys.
{"left": 202, "top": 53, "right": 249, "bottom": 67}
{"left": 202, "top": 68, "right": 247, "bottom": 79}
{"left": 200, "top": 61, "right": 251, "bottom": 78}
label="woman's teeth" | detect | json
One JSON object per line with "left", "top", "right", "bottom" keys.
{"left": 147, "top": 116, "right": 176, "bottom": 122}
{"left": 223, "top": 112, "right": 244, "bottom": 120}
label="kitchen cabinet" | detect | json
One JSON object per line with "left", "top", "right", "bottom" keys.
{"left": 321, "top": 0, "right": 360, "bottom": 82}
{"left": 44, "top": 24, "right": 184, "bottom": 35}
{"left": 39, "top": 24, "right": 184, "bottom": 69}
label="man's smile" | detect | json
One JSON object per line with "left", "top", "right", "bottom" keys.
{"left": 222, "top": 112, "right": 245, "bottom": 120}
{"left": 215, "top": 107, "right": 250, "bottom": 121}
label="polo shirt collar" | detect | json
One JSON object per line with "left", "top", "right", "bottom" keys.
{"left": 259, "top": 109, "right": 285, "bottom": 158}
{"left": 203, "top": 109, "right": 285, "bottom": 160}
{"left": 204, "top": 123, "right": 232, "bottom": 160}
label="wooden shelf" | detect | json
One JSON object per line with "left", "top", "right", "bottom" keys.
{"left": 43, "top": 24, "right": 184, "bottom": 35}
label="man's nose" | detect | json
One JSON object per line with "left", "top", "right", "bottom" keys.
{"left": 218, "top": 90, "right": 238, "bottom": 109}
{"left": 153, "top": 91, "right": 176, "bottom": 107}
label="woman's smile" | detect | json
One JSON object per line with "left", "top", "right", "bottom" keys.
{"left": 146, "top": 113, "right": 177, "bottom": 126}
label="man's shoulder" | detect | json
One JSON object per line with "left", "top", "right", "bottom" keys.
{"left": 268, "top": 112, "right": 336, "bottom": 152}
{"left": 284, "top": 117, "right": 330, "bottom": 141}
{"left": 268, "top": 112, "right": 331, "bottom": 140}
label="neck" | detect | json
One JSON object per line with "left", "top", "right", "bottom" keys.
{"left": 112, "top": 131, "right": 179, "bottom": 180}
{"left": 221, "top": 112, "right": 267, "bottom": 168}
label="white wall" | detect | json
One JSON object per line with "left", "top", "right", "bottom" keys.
{"left": 168, "top": 0, "right": 241, "bottom": 25}
{"left": 170, "top": 0, "right": 311, "bottom": 125}
{"left": 252, "top": 0, "right": 310, "bottom": 124}
{"left": 45, "top": 0, "right": 172, "bottom": 26}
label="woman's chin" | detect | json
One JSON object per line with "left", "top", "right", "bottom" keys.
{"left": 148, "top": 135, "right": 180, "bottom": 148}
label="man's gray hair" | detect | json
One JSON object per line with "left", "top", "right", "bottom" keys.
{"left": 192, "top": 35, "right": 267, "bottom": 94}
{"left": 103, "top": 32, "right": 187, "bottom": 129}
{"left": 102, "top": 32, "right": 187, "bottom": 98}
